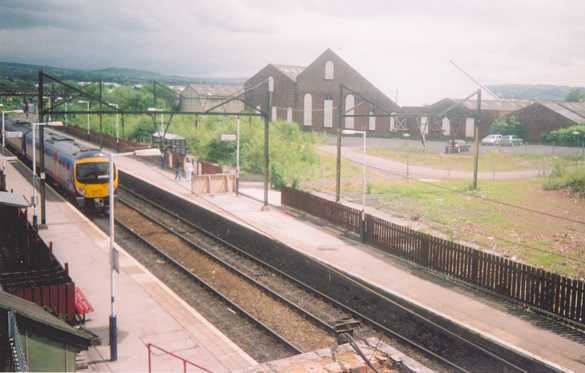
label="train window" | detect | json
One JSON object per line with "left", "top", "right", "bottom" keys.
{"left": 76, "top": 162, "right": 109, "bottom": 184}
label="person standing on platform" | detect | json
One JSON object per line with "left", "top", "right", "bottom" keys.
{"left": 184, "top": 156, "right": 194, "bottom": 184}
{"left": 174, "top": 160, "right": 182, "bottom": 181}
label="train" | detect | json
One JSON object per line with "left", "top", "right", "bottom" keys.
{"left": 3, "top": 118, "right": 118, "bottom": 211}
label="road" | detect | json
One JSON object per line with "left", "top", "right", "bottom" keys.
{"left": 327, "top": 135, "right": 584, "bottom": 157}
{"left": 319, "top": 145, "right": 543, "bottom": 181}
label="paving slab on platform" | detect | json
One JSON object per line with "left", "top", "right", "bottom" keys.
{"left": 3, "top": 160, "right": 255, "bottom": 372}
{"left": 114, "top": 155, "right": 585, "bottom": 372}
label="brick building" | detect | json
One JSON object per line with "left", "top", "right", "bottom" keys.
{"left": 508, "top": 101, "right": 585, "bottom": 142}
{"left": 424, "top": 98, "right": 530, "bottom": 139}
{"left": 244, "top": 49, "right": 400, "bottom": 135}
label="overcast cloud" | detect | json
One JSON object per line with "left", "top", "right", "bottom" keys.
{"left": 0, "top": 0, "right": 584, "bottom": 104}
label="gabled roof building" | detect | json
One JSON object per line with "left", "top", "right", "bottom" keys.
{"left": 508, "top": 101, "right": 585, "bottom": 142}
{"left": 244, "top": 49, "right": 399, "bottom": 134}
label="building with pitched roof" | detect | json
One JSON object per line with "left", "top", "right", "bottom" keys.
{"left": 179, "top": 83, "right": 244, "bottom": 113}
{"left": 244, "top": 49, "right": 399, "bottom": 134}
{"left": 0, "top": 290, "right": 92, "bottom": 371}
{"left": 508, "top": 101, "right": 585, "bottom": 142}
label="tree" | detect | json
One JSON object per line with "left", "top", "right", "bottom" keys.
{"left": 565, "top": 88, "right": 585, "bottom": 102}
{"left": 490, "top": 116, "right": 526, "bottom": 137}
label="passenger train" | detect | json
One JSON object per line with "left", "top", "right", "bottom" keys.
{"left": 3, "top": 119, "right": 118, "bottom": 211}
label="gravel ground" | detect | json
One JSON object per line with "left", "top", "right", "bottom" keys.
{"left": 115, "top": 202, "right": 336, "bottom": 352}
{"left": 93, "top": 215, "right": 296, "bottom": 363}
{"left": 116, "top": 189, "right": 449, "bottom": 372}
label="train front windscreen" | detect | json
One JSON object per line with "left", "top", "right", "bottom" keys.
{"left": 76, "top": 162, "right": 110, "bottom": 184}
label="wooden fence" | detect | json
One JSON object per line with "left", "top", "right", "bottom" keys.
{"left": 281, "top": 187, "right": 585, "bottom": 326}
{"left": 282, "top": 187, "right": 362, "bottom": 234}
{"left": 56, "top": 125, "right": 150, "bottom": 153}
{"left": 0, "top": 208, "right": 78, "bottom": 322}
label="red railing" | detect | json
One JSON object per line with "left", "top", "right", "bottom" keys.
{"left": 147, "top": 343, "right": 213, "bottom": 373}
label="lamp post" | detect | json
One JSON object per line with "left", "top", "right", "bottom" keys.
{"left": 78, "top": 100, "right": 90, "bottom": 135}
{"left": 106, "top": 147, "right": 159, "bottom": 361}
{"left": 342, "top": 129, "right": 367, "bottom": 241}
{"left": 30, "top": 121, "right": 63, "bottom": 227}
{"left": 2, "top": 109, "right": 24, "bottom": 148}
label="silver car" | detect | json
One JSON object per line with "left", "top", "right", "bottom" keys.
{"left": 501, "top": 135, "right": 524, "bottom": 146}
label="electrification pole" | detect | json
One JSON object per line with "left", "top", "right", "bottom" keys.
{"left": 38, "top": 70, "right": 47, "bottom": 227}
{"left": 264, "top": 79, "right": 273, "bottom": 208}
{"left": 335, "top": 84, "right": 344, "bottom": 202}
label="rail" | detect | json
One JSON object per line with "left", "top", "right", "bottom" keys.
{"left": 121, "top": 171, "right": 559, "bottom": 372}
{"left": 147, "top": 343, "right": 213, "bottom": 373}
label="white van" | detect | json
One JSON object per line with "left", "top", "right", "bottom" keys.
{"left": 481, "top": 134, "right": 503, "bottom": 146}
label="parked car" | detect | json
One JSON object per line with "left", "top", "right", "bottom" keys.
{"left": 501, "top": 135, "right": 524, "bottom": 146}
{"left": 481, "top": 134, "right": 503, "bottom": 146}
{"left": 444, "top": 139, "right": 471, "bottom": 153}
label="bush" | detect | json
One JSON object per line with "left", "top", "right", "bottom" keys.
{"left": 543, "top": 162, "right": 585, "bottom": 196}
{"left": 543, "top": 124, "right": 585, "bottom": 146}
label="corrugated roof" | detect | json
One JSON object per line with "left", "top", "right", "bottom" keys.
{"left": 0, "top": 291, "right": 92, "bottom": 343}
{"left": 270, "top": 64, "right": 305, "bottom": 82}
{"left": 180, "top": 84, "right": 242, "bottom": 98}
{"left": 460, "top": 99, "right": 532, "bottom": 112}
{"left": 0, "top": 192, "right": 29, "bottom": 208}
{"left": 540, "top": 102, "right": 585, "bottom": 123}
{"left": 558, "top": 102, "right": 585, "bottom": 120}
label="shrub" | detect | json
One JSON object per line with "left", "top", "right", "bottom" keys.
{"left": 543, "top": 124, "right": 585, "bottom": 146}
{"left": 543, "top": 162, "right": 585, "bottom": 196}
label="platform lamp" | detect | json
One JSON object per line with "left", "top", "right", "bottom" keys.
{"left": 342, "top": 129, "right": 367, "bottom": 241}
{"left": 30, "top": 121, "right": 63, "bottom": 227}
{"left": 2, "top": 109, "right": 24, "bottom": 148}
{"left": 106, "top": 147, "right": 161, "bottom": 361}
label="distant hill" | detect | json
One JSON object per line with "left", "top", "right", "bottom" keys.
{"left": 487, "top": 84, "right": 585, "bottom": 101}
{"left": 0, "top": 61, "right": 245, "bottom": 86}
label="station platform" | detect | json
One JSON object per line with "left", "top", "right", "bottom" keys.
{"left": 114, "top": 155, "right": 585, "bottom": 372}
{"left": 3, "top": 160, "right": 255, "bottom": 372}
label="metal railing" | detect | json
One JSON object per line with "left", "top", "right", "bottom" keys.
{"left": 146, "top": 343, "right": 213, "bottom": 373}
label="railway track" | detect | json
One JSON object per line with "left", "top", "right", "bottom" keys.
{"left": 4, "top": 141, "right": 562, "bottom": 371}
{"left": 115, "top": 186, "right": 538, "bottom": 373}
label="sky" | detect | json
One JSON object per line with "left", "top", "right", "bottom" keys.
{"left": 0, "top": 0, "right": 584, "bottom": 105}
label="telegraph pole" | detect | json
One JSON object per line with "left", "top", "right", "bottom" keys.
{"left": 472, "top": 89, "right": 481, "bottom": 190}
{"left": 335, "top": 84, "right": 344, "bottom": 202}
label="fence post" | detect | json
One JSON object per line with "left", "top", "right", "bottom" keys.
{"left": 147, "top": 343, "right": 152, "bottom": 373}
{"left": 472, "top": 250, "right": 479, "bottom": 284}
{"left": 360, "top": 212, "right": 366, "bottom": 243}
{"left": 420, "top": 234, "right": 429, "bottom": 266}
